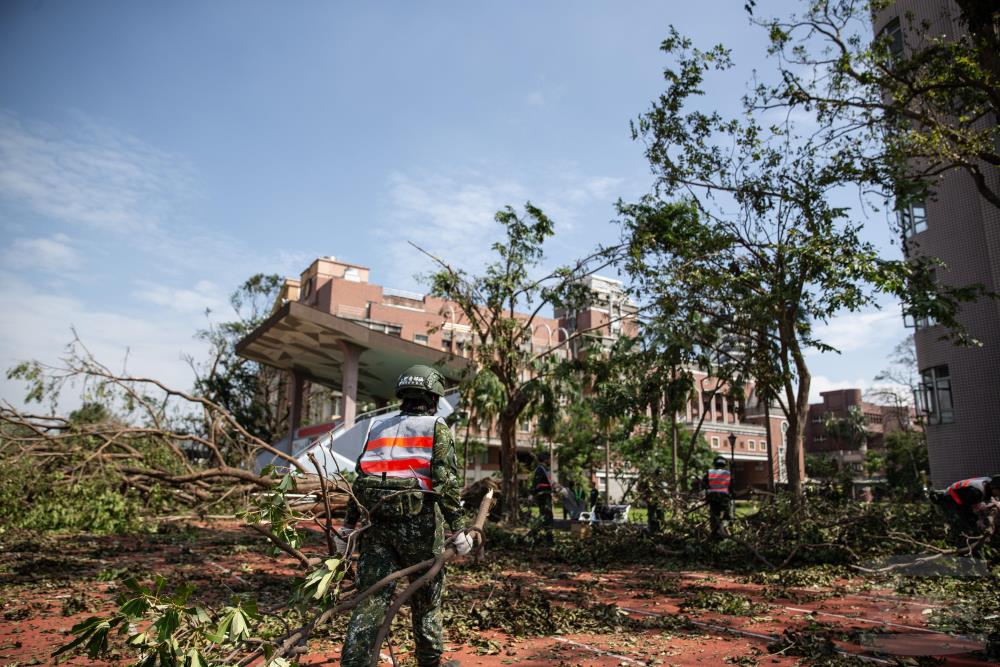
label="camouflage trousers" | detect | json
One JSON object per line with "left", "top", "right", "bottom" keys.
{"left": 341, "top": 509, "right": 446, "bottom": 667}
{"left": 707, "top": 494, "right": 731, "bottom": 538}
{"left": 532, "top": 493, "right": 554, "bottom": 544}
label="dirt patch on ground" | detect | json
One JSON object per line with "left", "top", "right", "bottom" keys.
{"left": 0, "top": 523, "right": 992, "bottom": 666}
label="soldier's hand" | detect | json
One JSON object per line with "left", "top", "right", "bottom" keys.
{"left": 334, "top": 528, "right": 354, "bottom": 555}
{"left": 453, "top": 530, "right": 474, "bottom": 556}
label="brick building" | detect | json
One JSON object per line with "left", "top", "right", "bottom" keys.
{"left": 804, "top": 389, "right": 914, "bottom": 475}
{"left": 239, "top": 256, "right": 798, "bottom": 495}
{"left": 874, "top": 1, "right": 1000, "bottom": 487}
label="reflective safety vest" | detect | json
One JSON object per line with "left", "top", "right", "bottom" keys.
{"left": 358, "top": 414, "right": 440, "bottom": 491}
{"left": 534, "top": 465, "right": 552, "bottom": 493}
{"left": 706, "top": 468, "right": 731, "bottom": 494}
{"left": 946, "top": 477, "right": 989, "bottom": 506}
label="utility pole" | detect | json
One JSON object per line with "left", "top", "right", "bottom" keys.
{"left": 604, "top": 429, "right": 611, "bottom": 506}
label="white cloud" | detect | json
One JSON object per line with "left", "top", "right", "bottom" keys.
{"left": 0, "top": 271, "right": 208, "bottom": 411}
{"left": 0, "top": 110, "right": 195, "bottom": 233}
{"left": 812, "top": 308, "right": 903, "bottom": 353}
{"left": 524, "top": 77, "right": 567, "bottom": 108}
{"left": 375, "top": 167, "right": 624, "bottom": 290}
{"left": 526, "top": 91, "right": 547, "bottom": 107}
{"left": 1, "top": 233, "right": 81, "bottom": 274}
{"left": 133, "top": 279, "right": 226, "bottom": 314}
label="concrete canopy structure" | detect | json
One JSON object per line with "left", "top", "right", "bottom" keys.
{"left": 236, "top": 299, "right": 469, "bottom": 433}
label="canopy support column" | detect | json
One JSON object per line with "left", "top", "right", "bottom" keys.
{"left": 339, "top": 340, "right": 363, "bottom": 428}
{"left": 286, "top": 369, "right": 305, "bottom": 453}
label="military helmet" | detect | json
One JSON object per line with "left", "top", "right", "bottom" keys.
{"left": 395, "top": 364, "right": 446, "bottom": 399}
{"left": 713, "top": 456, "right": 728, "bottom": 468}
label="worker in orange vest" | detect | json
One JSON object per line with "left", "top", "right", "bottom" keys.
{"left": 703, "top": 456, "right": 733, "bottom": 538}
{"left": 531, "top": 458, "right": 555, "bottom": 545}
{"left": 938, "top": 475, "right": 1000, "bottom": 535}
{"left": 339, "top": 365, "right": 470, "bottom": 667}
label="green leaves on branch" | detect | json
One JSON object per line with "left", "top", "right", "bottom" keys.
{"left": 54, "top": 575, "right": 260, "bottom": 667}
{"left": 296, "top": 557, "right": 347, "bottom": 605}
{"left": 239, "top": 468, "right": 305, "bottom": 556}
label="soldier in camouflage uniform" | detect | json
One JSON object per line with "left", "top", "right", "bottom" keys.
{"left": 339, "top": 364, "right": 470, "bottom": 667}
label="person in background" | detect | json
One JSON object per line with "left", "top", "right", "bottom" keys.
{"left": 703, "top": 456, "right": 732, "bottom": 539}
{"left": 938, "top": 474, "right": 1000, "bottom": 536}
{"left": 531, "top": 458, "right": 554, "bottom": 545}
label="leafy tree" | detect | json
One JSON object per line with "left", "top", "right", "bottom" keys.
{"left": 867, "top": 335, "right": 919, "bottom": 425}
{"left": 618, "top": 28, "right": 985, "bottom": 497}
{"left": 192, "top": 273, "right": 287, "bottom": 448}
{"left": 458, "top": 369, "right": 505, "bottom": 483}
{"left": 806, "top": 453, "right": 839, "bottom": 480}
{"left": 68, "top": 401, "right": 110, "bottom": 425}
{"left": 756, "top": 0, "right": 1000, "bottom": 210}
{"left": 424, "top": 204, "right": 610, "bottom": 521}
{"left": 824, "top": 406, "right": 870, "bottom": 453}
{"left": 883, "top": 429, "right": 929, "bottom": 498}
{"left": 552, "top": 395, "right": 606, "bottom": 492}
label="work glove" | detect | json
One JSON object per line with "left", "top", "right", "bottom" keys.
{"left": 452, "top": 530, "right": 474, "bottom": 556}
{"left": 334, "top": 528, "right": 354, "bottom": 555}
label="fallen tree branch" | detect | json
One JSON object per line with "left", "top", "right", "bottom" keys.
{"left": 237, "top": 489, "right": 496, "bottom": 667}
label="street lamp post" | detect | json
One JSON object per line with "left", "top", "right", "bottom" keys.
{"left": 728, "top": 432, "right": 737, "bottom": 488}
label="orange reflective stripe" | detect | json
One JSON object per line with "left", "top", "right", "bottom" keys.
{"left": 359, "top": 459, "right": 432, "bottom": 490}
{"left": 366, "top": 436, "right": 434, "bottom": 450}
{"left": 948, "top": 487, "right": 963, "bottom": 505}
{"left": 359, "top": 458, "right": 431, "bottom": 473}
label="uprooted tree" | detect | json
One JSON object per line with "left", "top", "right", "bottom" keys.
{"left": 1, "top": 340, "right": 495, "bottom": 666}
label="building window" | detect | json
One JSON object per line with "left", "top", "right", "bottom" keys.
{"left": 812, "top": 415, "right": 822, "bottom": 424}
{"left": 919, "top": 365, "right": 955, "bottom": 425}
{"left": 519, "top": 420, "right": 531, "bottom": 433}
{"left": 747, "top": 440, "right": 756, "bottom": 451}
{"left": 414, "top": 334, "right": 429, "bottom": 344}
{"left": 879, "top": 17, "right": 904, "bottom": 59}
{"left": 711, "top": 436, "right": 720, "bottom": 449}
{"left": 897, "top": 200, "right": 927, "bottom": 238}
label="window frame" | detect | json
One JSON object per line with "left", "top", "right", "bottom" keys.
{"left": 897, "top": 199, "right": 928, "bottom": 238}
{"left": 919, "top": 365, "right": 954, "bottom": 425}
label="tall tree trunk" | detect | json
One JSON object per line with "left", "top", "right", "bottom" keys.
{"left": 498, "top": 411, "right": 519, "bottom": 523}
{"left": 786, "top": 343, "right": 810, "bottom": 497}
{"left": 763, "top": 394, "right": 775, "bottom": 494}
{"left": 669, "top": 367, "right": 678, "bottom": 492}
{"left": 671, "top": 412, "right": 678, "bottom": 494}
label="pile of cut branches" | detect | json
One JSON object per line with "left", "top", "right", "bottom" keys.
{"left": 1, "top": 339, "right": 346, "bottom": 528}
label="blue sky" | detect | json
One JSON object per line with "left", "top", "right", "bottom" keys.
{"left": 0, "top": 1, "right": 908, "bottom": 409}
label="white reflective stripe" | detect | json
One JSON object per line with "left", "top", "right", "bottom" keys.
{"left": 368, "top": 414, "right": 440, "bottom": 440}
{"left": 361, "top": 445, "right": 434, "bottom": 460}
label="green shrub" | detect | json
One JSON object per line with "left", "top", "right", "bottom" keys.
{"left": 0, "top": 459, "right": 151, "bottom": 534}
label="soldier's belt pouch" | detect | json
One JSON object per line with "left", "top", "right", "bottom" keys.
{"left": 357, "top": 477, "right": 424, "bottom": 519}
